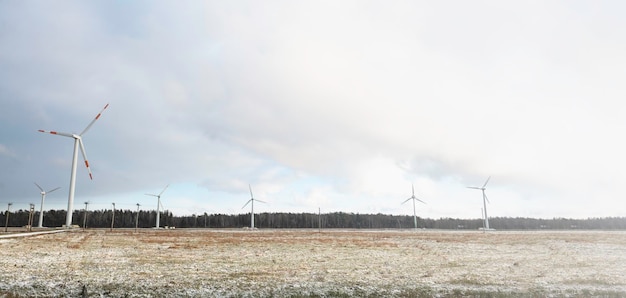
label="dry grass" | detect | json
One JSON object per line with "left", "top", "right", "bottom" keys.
{"left": 0, "top": 229, "right": 625, "bottom": 297}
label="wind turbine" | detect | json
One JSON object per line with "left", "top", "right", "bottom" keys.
{"left": 401, "top": 184, "right": 426, "bottom": 230}
{"left": 34, "top": 182, "right": 60, "bottom": 228}
{"left": 145, "top": 184, "right": 169, "bottom": 229}
{"left": 242, "top": 184, "right": 265, "bottom": 229}
{"left": 467, "top": 176, "right": 492, "bottom": 230}
{"left": 38, "top": 103, "right": 109, "bottom": 228}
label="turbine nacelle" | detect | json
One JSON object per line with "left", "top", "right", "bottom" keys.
{"left": 402, "top": 196, "right": 425, "bottom": 205}
{"left": 145, "top": 184, "right": 169, "bottom": 199}
{"left": 38, "top": 109, "right": 106, "bottom": 181}
{"left": 33, "top": 183, "right": 61, "bottom": 196}
{"left": 242, "top": 198, "right": 266, "bottom": 209}
{"left": 402, "top": 184, "right": 426, "bottom": 205}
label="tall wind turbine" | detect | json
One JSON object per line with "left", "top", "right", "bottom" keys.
{"left": 34, "top": 182, "right": 60, "bottom": 228}
{"left": 242, "top": 184, "right": 265, "bottom": 229}
{"left": 38, "top": 103, "right": 109, "bottom": 228}
{"left": 402, "top": 184, "right": 426, "bottom": 229}
{"left": 467, "top": 176, "right": 492, "bottom": 230}
{"left": 145, "top": 184, "right": 169, "bottom": 229}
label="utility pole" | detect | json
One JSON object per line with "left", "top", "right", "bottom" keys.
{"left": 135, "top": 203, "right": 140, "bottom": 232}
{"left": 83, "top": 202, "right": 89, "bottom": 229}
{"left": 5, "top": 203, "right": 12, "bottom": 232}
{"left": 110, "top": 203, "right": 116, "bottom": 231}
{"left": 28, "top": 204, "right": 35, "bottom": 232}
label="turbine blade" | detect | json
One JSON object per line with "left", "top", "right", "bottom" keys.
{"left": 47, "top": 187, "right": 61, "bottom": 193}
{"left": 484, "top": 192, "right": 490, "bottom": 204}
{"left": 402, "top": 198, "right": 412, "bottom": 204}
{"left": 482, "top": 176, "right": 491, "bottom": 188}
{"left": 78, "top": 139, "right": 93, "bottom": 180}
{"left": 467, "top": 186, "right": 481, "bottom": 190}
{"left": 416, "top": 198, "right": 426, "bottom": 204}
{"left": 256, "top": 199, "right": 266, "bottom": 204}
{"left": 145, "top": 193, "right": 158, "bottom": 197}
{"left": 412, "top": 184, "right": 415, "bottom": 197}
{"left": 80, "top": 103, "right": 109, "bottom": 136}
{"left": 34, "top": 182, "right": 44, "bottom": 192}
{"left": 38, "top": 129, "right": 74, "bottom": 138}
{"left": 242, "top": 199, "right": 252, "bottom": 209}
{"left": 158, "top": 184, "right": 170, "bottom": 196}
{"left": 249, "top": 184, "right": 254, "bottom": 199}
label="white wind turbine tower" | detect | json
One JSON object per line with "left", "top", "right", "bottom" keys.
{"left": 242, "top": 184, "right": 265, "bottom": 229}
{"left": 467, "top": 176, "right": 493, "bottom": 230}
{"left": 402, "top": 184, "right": 426, "bottom": 230}
{"left": 34, "top": 182, "right": 60, "bottom": 228}
{"left": 145, "top": 184, "right": 169, "bottom": 229}
{"left": 38, "top": 103, "right": 109, "bottom": 228}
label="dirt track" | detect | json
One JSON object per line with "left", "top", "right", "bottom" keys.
{"left": 0, "top": 229, "right": 625, "bottom": 297}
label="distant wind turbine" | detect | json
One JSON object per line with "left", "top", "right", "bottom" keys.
{"left": 38, "top": 103, "right": 109, "bottom": 228}
{"left": 467, "top": 176, "right": 493, "bottom": 230}
{"left": 145, "top": 184, "right": 169, "bottom": 229}
{"left": 242, "top": 184, "right": 265, "bottom": 229}
{"left": 402, "top": 184, "right": 426, "bottom": 229}
{"left": 34, "top": 182, "right": 60, "bottom": 228}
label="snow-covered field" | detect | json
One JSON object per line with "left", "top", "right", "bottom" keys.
{"left": 0, "top": 229, "right": 625, "bottom": 297}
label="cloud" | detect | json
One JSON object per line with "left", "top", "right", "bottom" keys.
{"left": 2, "top": 1, "right": 626, "bottom": 218}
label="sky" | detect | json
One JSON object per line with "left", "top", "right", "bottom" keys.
{"left": 1, "top": 1, "right": 626, "bottom": 220}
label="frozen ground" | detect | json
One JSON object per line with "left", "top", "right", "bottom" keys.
{"left": 0, "top": 229, "right": 625, "bottom": 297}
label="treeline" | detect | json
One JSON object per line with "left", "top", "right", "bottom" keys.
{"left": 2, "top": 209, "right": 626, "bottom": 230}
